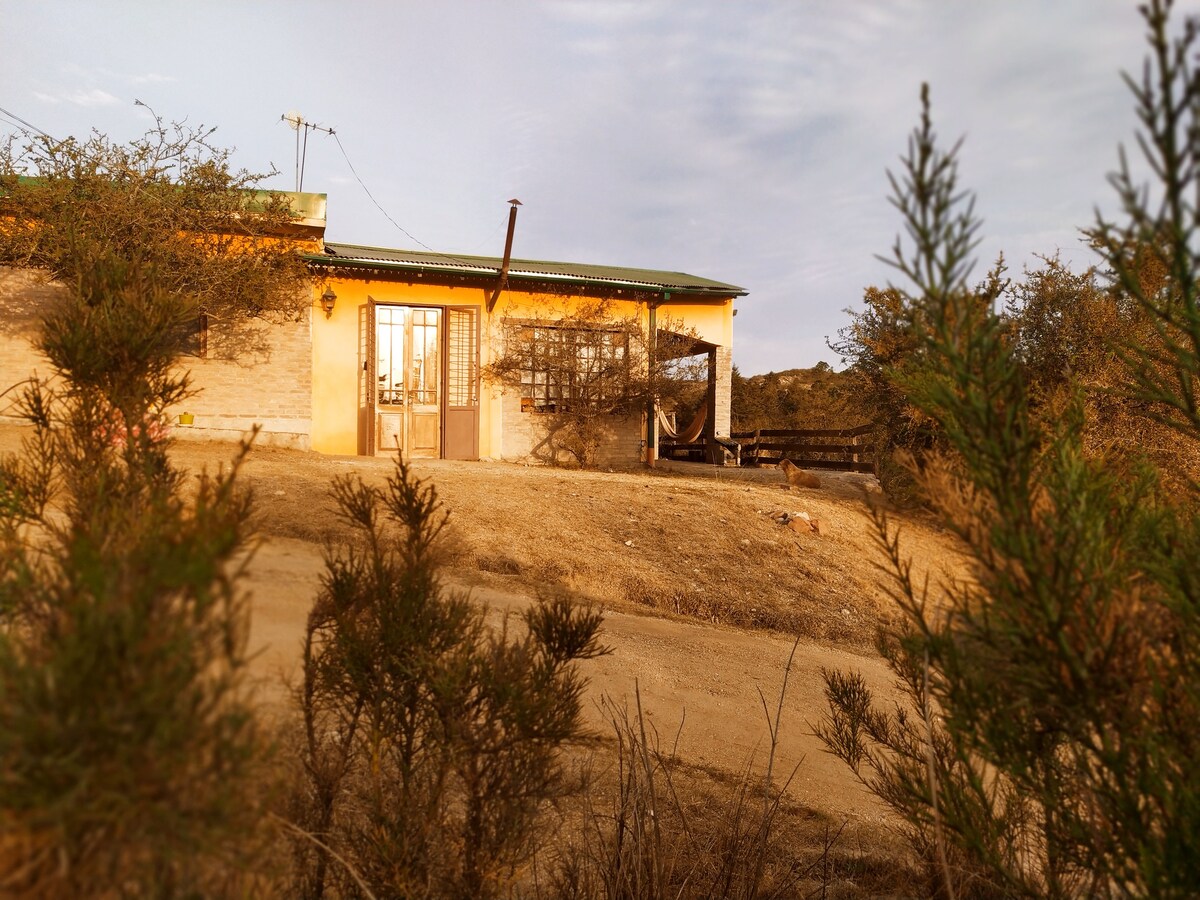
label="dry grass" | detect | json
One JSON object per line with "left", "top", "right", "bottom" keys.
{"left": 0, "top": 424, "right": 949, "bottom": 893}
{"left": 0, "top": 422, "right": 966, "bottom": 652}
{"left": 532, "top": 688, "right": 923, "bottom": 900}
{"left": 149, "top": 442, "right": 961, "bottom": 650}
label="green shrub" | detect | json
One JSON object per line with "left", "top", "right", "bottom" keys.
{"left": 288, "top": 456, "right": 608, "bottom": 899}
{"left": 0, "top": 258, "right": 268, "bottom": 896}
{"left": 819, "top": 5, "right": 1200, "bottom": 895}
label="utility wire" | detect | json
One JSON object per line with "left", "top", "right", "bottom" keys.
{"left": 1, "top": 103, "right": 512, "bottom": 270}
{"left": 330, "top": 130, "right": 511, "bottom": 270}
{"left": 0, "top": 104, "right": 53, "bottom": 139}
{"left": 332, "top": 131, "right": 443, "bottom": 253}
{"left": 459, "top": 214, "right": 514, "bottom": 253}
{"left": 0, "top": 114, "right": 29, "bottom": 135}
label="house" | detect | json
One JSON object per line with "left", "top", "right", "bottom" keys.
{"left": 0, "top": 192, "right": 746, "bottom": 467}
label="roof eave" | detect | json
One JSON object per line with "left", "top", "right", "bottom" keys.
{"left": 302, "top": 253, "right": 747, "bottom": 298}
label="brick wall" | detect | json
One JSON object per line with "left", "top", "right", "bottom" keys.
{"left": 0, "top": 267, "right": 313, "bottom": 448}
{"left": 714, "top": 345, "right": 733, "bottom": 437}
{"left": 498, "top": 391, "right": 644, "bottom": 468}
{"left": 176, "top": 312, "right": 313, "bottom": 449}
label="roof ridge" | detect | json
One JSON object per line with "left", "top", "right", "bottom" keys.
{"left": 312, "top": 243, "right": 746, "bottom": 296}
{"left": 323, "top": 242, "right": 733, "bottom": 280}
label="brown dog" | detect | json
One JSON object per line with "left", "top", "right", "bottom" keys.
{"left": 778, "top": 458, "right": 821, "bottom": 489}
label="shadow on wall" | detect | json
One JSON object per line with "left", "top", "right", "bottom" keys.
{"left": 0, "top": 268, "right": 63, "bottom": 339}
{"left": 526, "top": 412, "right": 639, "bottom": 469}
{"left": 1, "top": 265, "right": 304, "bottom": 365}
{"left": 192, "top": 312, "right": 298, "bottom": 367}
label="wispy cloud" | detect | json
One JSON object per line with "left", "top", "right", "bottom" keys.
{"left": 547, "top": 0, "right": 666, "bottom": 29}
{"left": 506, "top": 0, "right": 1147, "bottom": 371}
{"left": 30, "top": 65, "right": 174, "bottom": 114}
{"left": 3, "top": 0, "right": 1154, "bottom": 373}
{"left": 33, "top": 88, "right": 120, "bottom": 107}
{"left": 59, "top": 63, "right": 175, "bottom": 87}
{"left": 126, "top": 72, "right": 175, "bottom": 86}
{"left": 28, "top": 62, "right": 170, "bottom": 111}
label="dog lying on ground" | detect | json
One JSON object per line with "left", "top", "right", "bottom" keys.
{"left": 778, "top": 458, "right": 821, "bottom": 489}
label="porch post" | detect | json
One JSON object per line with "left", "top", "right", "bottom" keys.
{"left": 713, "top": 345, "right": 732, "bottom": 437}
{"left": 646, "top": 301, "right": 658, "bottom": 466}
{"left": 705, "top": 346, "right": 718, "bottom": 462}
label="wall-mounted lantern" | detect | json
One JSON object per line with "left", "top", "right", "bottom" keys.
{"left": 320, "top": 287, "right": 337, "bottom": 319}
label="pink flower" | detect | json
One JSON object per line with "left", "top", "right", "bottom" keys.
{"left": 93, "top": 404, "right": 169, "bottom": 450}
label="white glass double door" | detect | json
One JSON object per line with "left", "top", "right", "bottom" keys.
{"left": 374, "top": 305, "right": 441, "bottom": 458}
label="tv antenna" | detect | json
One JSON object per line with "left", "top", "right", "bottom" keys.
{"left": 281, "top": 111, "right": 335, "bottom": 192}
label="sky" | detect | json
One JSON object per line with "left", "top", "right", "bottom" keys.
{"left": 1, "top": 1, "right": 1190, "bottom": 374}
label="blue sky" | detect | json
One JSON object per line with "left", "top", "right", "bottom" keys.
{"left": 1, "top": 1, "right": 1186, "bottom": 373}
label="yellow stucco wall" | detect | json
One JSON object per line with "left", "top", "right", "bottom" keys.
{"left": 311, "top": 277, "right": 487, "bottom": 454}
{"left": 310, "top": 274, "right": 735, "bottom": 459}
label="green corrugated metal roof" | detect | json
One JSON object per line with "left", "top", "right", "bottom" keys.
{"left": 304, "top": 242, "right": 746, "bottom": 297}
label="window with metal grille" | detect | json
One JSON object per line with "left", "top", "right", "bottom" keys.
{"left": 516, "top": 324, "right": 628, "bottom": 412}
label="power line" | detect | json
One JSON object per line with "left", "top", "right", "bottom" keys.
{"left": 329, "top": 130, "right": 514, "bottom": 271}
{"left": 331, "top": 131, "right": 441, "bottom": 253}
{"left": 0, "top": 104, "right": 52, "bottom": 139}
{"left": 459, "top": 214, "right": 514, "bottom": 253}
{"left": 0, "top": 114, "right": 28, "bottom": 135}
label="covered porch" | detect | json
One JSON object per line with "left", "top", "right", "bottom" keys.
{"left": 649, "top": 325, "right": 735, "bottom": 466}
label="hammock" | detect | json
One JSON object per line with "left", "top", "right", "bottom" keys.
{"left": 657, "top": 404, "right": 707, "bottom": 443}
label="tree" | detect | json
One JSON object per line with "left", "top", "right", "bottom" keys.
{"left": 829, "top": 284, "right": 944, "bottom": 499}
{"left": 1002, "top": 255, "right": 1200, "bottom": 486}
{"left": 818, "top": 4, "right": 1200, "bottom": 894}
{"left": 485, "top": 300, "right": 706, "bottom": 467}
{"left": 829, "top": 89, "right": 1008, "bottom": 503}
{"left": 0, "top": 258, "right": 269, "bottom": 896}
{"left": 288, "top": 455, "right": 608, "bottom": 898}
{"left": 730, "top": 364, "right": 864, "bottom": 433}
{"left": 0, "top": 109, "right": 309, "bottom": 348}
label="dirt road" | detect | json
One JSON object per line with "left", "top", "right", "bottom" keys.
{"left": 242, "top": 534, "right": 897, "bottom": 823}
{"left": 1, "top": 424, "right": 957, "bottom": 825}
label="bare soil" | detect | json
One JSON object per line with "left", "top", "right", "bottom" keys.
{"left": 0, "top": 425, "right": 966, "bottom": 830}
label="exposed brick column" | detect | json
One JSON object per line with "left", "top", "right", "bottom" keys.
{"left": 713, "top": 345, "right": 732, "bottom": 437}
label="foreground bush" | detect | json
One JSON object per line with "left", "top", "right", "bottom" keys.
{"left": 0, "top": 259, "right": 268, "bottom": 896}
{"left": 288, "top": 457, "right": 608, "bottom": 899}
{"left": 820, "top": 3, "right": 1200, "bottom": 896}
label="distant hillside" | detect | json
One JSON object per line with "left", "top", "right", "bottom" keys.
{"left": 731, "top": 363, "right": 870, "bottom": 432}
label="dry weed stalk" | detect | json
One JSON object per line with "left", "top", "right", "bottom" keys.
{"left": 543, "top": 641, "right": 864, "bottom": 900}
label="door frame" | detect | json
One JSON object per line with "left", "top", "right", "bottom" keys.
{"left": 443, "top": 305, "right": 481, "bottom": 460}
{"left": 362, "top": 300, "right": 481, "bottom": 460}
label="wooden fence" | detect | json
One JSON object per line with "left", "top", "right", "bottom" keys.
{"left": 730, "top": 423, "right": 876, "bottom": 473}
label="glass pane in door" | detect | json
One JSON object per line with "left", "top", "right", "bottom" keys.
{"left": 410, "top": 308, "right": 439, "bottom": 406}
{"left": 376, "top": 305, "right": 405, "bottom": 407}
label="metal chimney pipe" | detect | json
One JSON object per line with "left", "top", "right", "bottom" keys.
{"left": 488, "top": 199, "right": 522, "bottom": 313}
